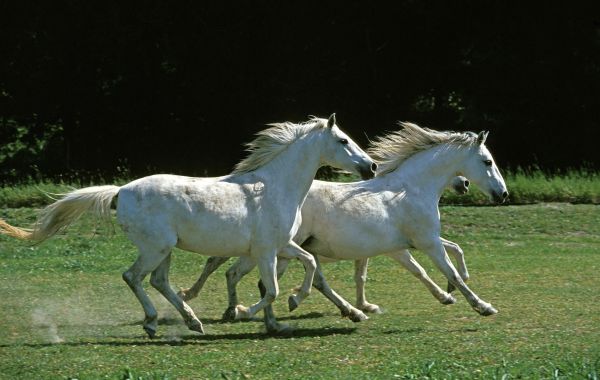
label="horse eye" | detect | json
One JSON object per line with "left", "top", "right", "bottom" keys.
{"left": 339, "top": 138, "right": 349, "bottom": 145}
{"left": 483, "top": 159, "right": 493, "bottom": 166}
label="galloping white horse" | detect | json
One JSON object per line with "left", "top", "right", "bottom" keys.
{"left": 183, "top": 122, "right": 508, "bottom": 324}
{"left": 179, "top": 176, "right": 471, "bottom": 320}
{"left": 0, "top": 114, "right": 377, "bottom": 336}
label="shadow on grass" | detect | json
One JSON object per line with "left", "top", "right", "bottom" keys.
{"left": 126, "top": 311, "right": 328, "bottom": 326}
{"left": 1, "top": 326, "right": 357, "bottom": 348}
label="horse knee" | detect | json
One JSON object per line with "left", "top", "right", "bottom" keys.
{"left": 263, "top": 288, "right": 278, "bottom": 303}
{"left": 122, "top": 271, "right": 135, "bottom": 287}
{"left": 225, "top": 267, "right": 237, "bottom": 281}
{"left": 305, "top": 256, "right": 317, "bottom": 271}
{"left": 149, "top": 273, "right": 164, "bottom": 290}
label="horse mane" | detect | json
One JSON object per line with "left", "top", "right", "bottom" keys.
{"left": 232, "top": 117, "right": 327, "bottom": 174}
{"left": 368, "top": 122, "right": 479, "bottom": 176}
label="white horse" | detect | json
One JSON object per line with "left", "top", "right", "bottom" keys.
{"left": 178, "top": 176, "right": 471, "bottom": 320}
{"left": 183, "top": 122, "right": 508, "bottom": 324}
{"left": 0, "top": 114, "right": 377, "bottom": 337}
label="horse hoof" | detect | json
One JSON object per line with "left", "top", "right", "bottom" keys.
{"left": 475, "top": 303, "right": 498, "bottom": 316}
{"left": 359, "top": 303, "right": 383, "bottom": 314}
{"left": 288, "top": 295, "right": 299, "bottom": 312}
{"left": 188, "top": 319, "right": 205, "bottom": 334}
{"left": 235, "top": 305, "right": 250, "bottom": 320}
{"left": 222, "top": 307, "right": 237, "bottom": 322}
{"left": 348, "top": 309, "right": 369, "bottom": 322}
{"left": 441, "top": 294, "right": 457, "bottom": 305}
{"left": 143, "top": 326, "right": 157, "bottom": 339}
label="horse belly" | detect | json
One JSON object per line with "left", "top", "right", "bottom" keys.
{"left": 306, "top": 223, "right": 404, "bottom": 260}
{"left": 174, "top": 211, "right": 253, "bottom": 257}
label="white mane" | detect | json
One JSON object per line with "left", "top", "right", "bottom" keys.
{"left": 233, "top": 117, "right": 327, "bottom": 174}
{"left": 368, "top": 122, "right": 479, "bottom": 176}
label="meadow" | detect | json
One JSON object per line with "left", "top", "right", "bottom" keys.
{"left": 1, "top": 198, "right": 599, "bottom": 379}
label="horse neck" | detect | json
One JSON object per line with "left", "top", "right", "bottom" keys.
{"left": 254, "top": 134, "right": 322, "bottom": 208}
{"left": 387, "top": 144, "right": 468, "bottom": 200}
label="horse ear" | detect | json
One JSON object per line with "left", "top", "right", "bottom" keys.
{"left": 327, "top": 113, "right": 336, "bottom": 128}
{"left": 477, "top": 131, "right": 489, "bottom": 145}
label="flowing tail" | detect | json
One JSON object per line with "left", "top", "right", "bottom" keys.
{"left": 0, "top": 185, "right": 120, "bottom": 243}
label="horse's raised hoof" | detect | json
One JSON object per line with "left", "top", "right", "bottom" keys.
{"left": 143, "top": 326, "right": 157, "bottom": 339}
{"left": 187, "top": 319, "right": 205, "bottom": 334}
{"left": 347, "top": 309, "right": 369, "bottom": 322}
{"left": 358, "top": 302, "right": 383, "bottom": 314}
{"left": 222, "top": 306, "right": 237, "bottom": 322}
{"left": 440, "top": 293, "right": 457, "bottom": 305}
{"left": 474, "top": 302, "right": 498, "bottom": 316}
{"left": 288, "top": 295, "right": 300, "bottom": 312}
{"left": 234, "top": 305, "right": 251, "bottom": 320}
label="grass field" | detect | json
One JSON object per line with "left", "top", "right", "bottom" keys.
{"left": 1, "top": 203, "right": 599, "bottom": 379}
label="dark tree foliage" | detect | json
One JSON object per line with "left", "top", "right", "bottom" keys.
{"left": 1, "top": 1, "right": 599, "bottom": 182}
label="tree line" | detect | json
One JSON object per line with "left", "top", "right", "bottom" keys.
{"left": 1, "top": 2, "right": 599, "bottom": 183}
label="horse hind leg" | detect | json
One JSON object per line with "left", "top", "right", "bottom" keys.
{"left": 354, "top": 258, "right": 383, "bottom": 314}
{"left": 122, "top": 251, "right": 166, "bottom": 338}
{"left": 150, "top": 253, "right": 204, "bottom": 334}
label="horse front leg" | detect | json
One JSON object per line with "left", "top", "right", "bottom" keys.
{"left": 388, "top": 250, "right": 456, "bottom": 305}
{"left": 261, "top": 257, "right": 292, "bottom": 332}
{"left": 282, "top": 255, "right": 368, "bottom": 322}
{"left": 278, "top": 241, "right": 317, "bottom": 312}
{"left": 234, "top": 251, "right": 283, "bottom": 326}
{"left": 420, "top": 239, "right": 497, "bottom": 316}
{"left": 178, "top": 256, "right": 230, "bottom": 301}
{"left": 222, "top": 256, "right": 257, "bottom": 321}
{"left": 441, "top": 238, "right": 469, "bottom": 293}
{"left": 354, "top": 258, "right": 383, "bottom": 314}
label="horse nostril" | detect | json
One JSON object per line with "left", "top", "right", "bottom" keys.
{"left": 502, "top": 191, "right": 509, "bottom": 199}
{"left": 464, "top": 180, "right": 470, "bottom": 188}
{"left": 371, "top": 162, "right": 378, "bottom": 172}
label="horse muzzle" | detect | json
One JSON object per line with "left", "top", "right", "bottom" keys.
{"left": 358, "top": 162, "right": 377, "bottom": 180}
{"left": 492, "top": 190, "right": 509, "bottom": 204}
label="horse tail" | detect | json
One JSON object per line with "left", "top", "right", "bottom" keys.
{"left": 0, "top": 185, "right": 120, "bottom": 243}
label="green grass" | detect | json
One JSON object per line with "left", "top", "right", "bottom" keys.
{"left": 440, "top": 168, "right": 600, "bottom": 205}
{"left": 1, "top": 204, "right": 599, "bottom": 379}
